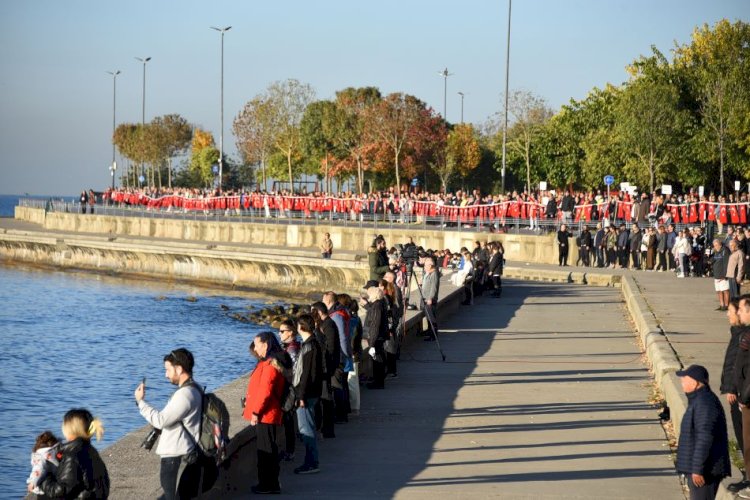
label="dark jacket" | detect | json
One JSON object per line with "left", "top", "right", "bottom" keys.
{"left": 721, "top": 325, "right": 743, "bottom": 395}
{"left": 617, "top": 229, "right": 629, "bottom": 249}
{"left": 364, "top": 298, "right": 389, "bottom": 347}
{"left": 368, "top": 246, "right": 390, "bottom": 281}
{"left": 712, "top": 246, "right": 730, "bottom": 279}
{"left": 656, "top": 232, "right": 667, "bottom": 252}
{"left": 561, "top": 195, "right": 575, "bottom": 212}
{"left": 546, "top": 199, "right": 558, "bottom": 218}
{"left": 293, "top": 335, "right": 323, "bottom": 401}
{"left": 316, "top": 317, "right": 341, "bottom": 379}
{"left": 676, "top": 385, "right": 730, "bottom": 480}
{"left": 580, "top": 230, "right": 592, "bottom": 248}
{"left": 628, "top": 231, "right": 642, "bottom": 253}
{"left": 488, "top": 252, "right": 503, "bottom": 276}
{"left": 735, "top": 326, "right": 750, "bottom": 404}
{"left": 39, "top": 437, "right": 110, "bottom": 499}
{"left": 556, "top": 230, "right": 571, "bottom": 246}
{"left": 594, "top": 229, "right": 605, "bottom": 248}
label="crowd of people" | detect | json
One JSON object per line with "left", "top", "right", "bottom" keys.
{"left": 85, "top": 186, "right": 750, "bottom": 229}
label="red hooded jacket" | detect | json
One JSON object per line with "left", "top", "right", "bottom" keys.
{"left": 242, "top": 357, "right": 286, "bottom": 425}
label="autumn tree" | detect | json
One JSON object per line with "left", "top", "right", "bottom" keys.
{"left": 189, "top": 129, "right": 219, "bottom": 188}
{"left": 233, "top": 94, "right": 276, "bottom": 189}
{"left": 334, "top": 87, "right": 382, "bottom": 193}
{"left": 364, "top": 93, "right": 434, "bottom": 192}
{"left": 439, "top": 124, "right": 482, "bottom": 191}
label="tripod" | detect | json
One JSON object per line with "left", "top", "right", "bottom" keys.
{"left": 405, "top": 264, "right": 446, "bottom": 362}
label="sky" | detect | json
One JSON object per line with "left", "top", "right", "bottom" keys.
{"left": 0, "top": 0, "right": 747, "bottom": 196}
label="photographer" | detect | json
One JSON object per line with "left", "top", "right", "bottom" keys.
{"left": 134, "top": 348, "right": 204, "bottom": 500}
{"left": 368, "top": 236, "right": 391, "bottom": 282}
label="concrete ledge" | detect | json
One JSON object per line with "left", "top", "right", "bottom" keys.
{"left": 503, "top": 265, "right": 620, "bottom": 287}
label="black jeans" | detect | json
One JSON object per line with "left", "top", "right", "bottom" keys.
{"left": 159, "top": 457, "right": 203, "bottom": 500}
{"left": 281, "top": 411, "right": 296, "bottom": 455}
{"left": 256, "top": 422, "right": 280, "bottom": 490}
{"left": 729, "top": 398, "right": 743, "bottom": 453}
{"left": 558, "top": 244, "right": 568, "bottom": 265}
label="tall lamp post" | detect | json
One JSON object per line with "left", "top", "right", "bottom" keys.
{"left": 457, "top": 92, "right": 465, "bottom": 124}
{"left": 437, "top": 67, "right": 453, "bottom": 121}
{"left": 135, "top": 57, "right": 150, "bottom": 187}
{"left": 106, "top": 70, "right": 120, "bottom": 190}
{"left": 501, "top": 0, "right": 512, "bottom": 193}
{"left": 211, "top": 26, "right": 231, "bottom": 193}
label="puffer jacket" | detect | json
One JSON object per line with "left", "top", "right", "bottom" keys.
{"left": 39, "top": 438, "right": 110, "bottom": 499}
{"left": 675, "top": 385, "right": 730, "bottom": 480}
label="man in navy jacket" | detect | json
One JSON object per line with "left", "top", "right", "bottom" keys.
{"left": 676, "top": 364, "right": 730, "bottom": 499}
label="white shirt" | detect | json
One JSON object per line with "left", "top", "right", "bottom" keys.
{"left": 138, "top": 382, "right": 202, "bottom": 458}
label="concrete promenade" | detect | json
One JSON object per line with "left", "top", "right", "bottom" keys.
{"left": 265, "top": 280, "right": 681, "bottom": 498}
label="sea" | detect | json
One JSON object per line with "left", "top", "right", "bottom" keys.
{"left": 0, "top": 195, "right": 283, "bottom": 496}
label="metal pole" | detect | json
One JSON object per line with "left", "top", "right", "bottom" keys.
{"left": 211, "top": 26, "right": 231, "bottom": 193}
{"left": 443, "top": 69, "right": 447, "bottom": 120}
{"left": 501, "top": 0, "right": 512, "bottom": 193}
{"left": 107, "top": 70, "right": 120, "bottom": 190}
{"left": 458, "top": 92, "right": 465, "bottom": 123}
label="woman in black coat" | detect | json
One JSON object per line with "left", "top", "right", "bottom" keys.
{"left": 36, "top": 408, "right": 110, "bottom": 499}
{"left": 361, "top": 286, "right": 389, "bottom": 389}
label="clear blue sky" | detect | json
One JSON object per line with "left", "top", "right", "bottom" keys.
{"left": 0, "top": 0, "right": 746, "bottom": 196}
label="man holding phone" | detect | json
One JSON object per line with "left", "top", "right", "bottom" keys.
{"left": 134, "top": 348, "right": 203, "bottom": 499}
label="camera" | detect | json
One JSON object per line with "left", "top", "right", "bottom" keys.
{"left": 141, "top": 427, "right": 162, "bottom": 451}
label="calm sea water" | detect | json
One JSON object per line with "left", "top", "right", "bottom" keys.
{"left": 0, "top": 194, "right": 75, "bottom": 217}
{"left": 0, "top": 264, "right": 279, "bottom": 496}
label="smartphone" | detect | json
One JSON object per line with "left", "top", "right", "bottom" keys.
{"left": 141, "top": 377, "right": 146, "bottom": 387}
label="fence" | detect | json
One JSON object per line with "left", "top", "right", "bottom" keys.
{"left": 17, "top": 197, "right": 717, "bottom": 237}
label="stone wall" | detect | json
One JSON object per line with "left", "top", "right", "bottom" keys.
{"left": 15, "top": 207, "right": 576, "bottom": 265}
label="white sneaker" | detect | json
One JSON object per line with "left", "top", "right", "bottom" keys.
{"left": 737, "top": 486, "right": 750, "bottom": 499}
{"left": 677, "top": 274, "right": 685, "bottom": 278}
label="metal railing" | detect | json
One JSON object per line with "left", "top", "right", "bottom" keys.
{"left": 17, "top": 198, "right": 716, "bottom": 237}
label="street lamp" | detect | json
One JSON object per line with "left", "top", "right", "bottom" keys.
{"left": 211, "top": 26, "right": 231, "bottom": 193}
{"left": 457, "top": 92, "right": 465, "bottom": 124}
{"left": 437, "top": 67, "right": 453, "bottom": 121}
{"left": 106, "top": 70, "right": 120, "bottom": 190}
{"left": 501, "top": 0, "right": 512, "bottom": 193}
{"left": 134, "top": 57, "right": 151, "bottom": 125}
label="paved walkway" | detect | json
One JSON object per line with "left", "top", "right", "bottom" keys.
{"left": 260, "top": 280, "right": 682, "bottom": 498}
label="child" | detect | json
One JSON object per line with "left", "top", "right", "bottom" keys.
{"left": 27, "top": 431, "right": 60, "bottom": 495}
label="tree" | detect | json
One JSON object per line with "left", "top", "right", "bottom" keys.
{"left": 615, "top": 78, "right": 690, "bottom": 193}
{"left": 266, "top": 79, "right": 316, "bottom": 191}
{"left": 434, "top": 123, "right": 481, "bottom": 192}
{"left": 152, "top": 114, "right": 192, "bottom": 188}
{"left": 300, "top": 100, "right": 341, "bottom": 193}
{"left": 504, "top": 90, "right": 553, "bottom": 194}
{"left": 364, "top": 93, "right": 433, "bottom": 192}
{"left": 334, "top": 87, "right": 382, "bottom": 194}
{"left": 189, "top": 129, "right": 219, "bottom": 188}
{"left": 234, "top": 94, "right": 276, "bottom": 190}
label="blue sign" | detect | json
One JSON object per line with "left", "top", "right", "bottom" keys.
{"left": 212, "top": 165, "right": 219, "bottom": 174}
{"left": 411, "top": 177, "right": 420, "bottom": 187}
{"left": 138, "top": 175, "right": 145, "bottom": 184}
{"left": 604, "top": 175, "right": 614, "bottom": 186}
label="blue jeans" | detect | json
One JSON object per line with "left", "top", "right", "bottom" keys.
{"left": 296, "top": 397, "right": 319, "bottom": 467}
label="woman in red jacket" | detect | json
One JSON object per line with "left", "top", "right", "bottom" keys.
{"left": 243, "top": 331, "right": 291, "bottom": 494}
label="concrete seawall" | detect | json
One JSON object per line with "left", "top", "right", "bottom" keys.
{"left": 0, "top": 227, "right": 369, "bottom": 296}
{"left": 15, "top": 206, "right": 579, "bottom": 266}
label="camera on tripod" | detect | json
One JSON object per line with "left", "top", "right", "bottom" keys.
{"left": 396, "top": 243, "right": 419, "bottom": 269}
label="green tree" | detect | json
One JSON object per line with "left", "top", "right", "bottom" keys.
{"left": 504, "top": 90, "right": 553, "bottom": 194}
{"left": 615, "top": 78, "right": 690, "bottom": 193}
{"left": 189, "top": 129, "right": 219, "bottom": 188}
{"left": 233, "top": 94, "right": 276, "bottom": 190}
{"left": 266, "top": 79, "right": 316, "bottom": 191}
{"left": 300, "top": 100, "right": 341, "bottom": 193}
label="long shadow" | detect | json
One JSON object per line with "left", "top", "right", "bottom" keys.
{"left": 276, "top": 279, "right": 667, "bottom": 497}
